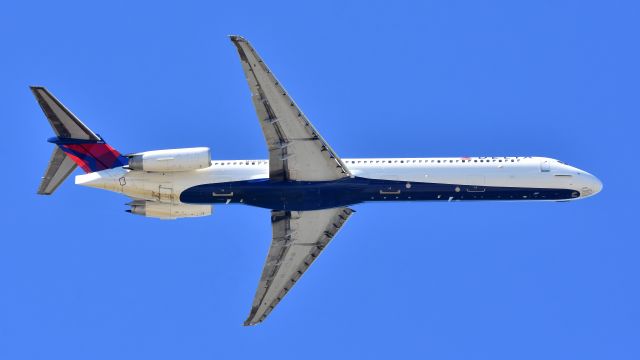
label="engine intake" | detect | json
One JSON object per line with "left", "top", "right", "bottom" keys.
{"left": 127, "top": 201, "right": 212, "bottom": 220}
{"left": 127, "top": 147, "right": 211, "bottom": 172}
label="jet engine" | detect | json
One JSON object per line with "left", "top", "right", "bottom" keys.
{"left": 126, "top": 147, "right": 211, "bottom": 172}
{"left": 126, "top": 200, "right": 212, "bottom": 220}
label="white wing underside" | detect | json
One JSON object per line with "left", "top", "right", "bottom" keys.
{"left": 229, "top": 35, "right": 350, "bottom": 182}
{"left": 230, "top": 36, "right": 356, "bottom": 325}
{"left": 245, "top": 207, "right": 354, "bottom": 326}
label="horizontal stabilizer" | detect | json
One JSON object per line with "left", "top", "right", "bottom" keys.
{"left": 37, "top": 147, "right": 77, "bottom": 195}
{"left": 30, "top": 86, "right": 100, "bottom": 140}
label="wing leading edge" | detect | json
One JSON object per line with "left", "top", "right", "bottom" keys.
{"left": 245, "top": 207, "right": 355, "bottom": 326}
{"left": 229, "top": 35, "right": 350, "bottom": 181}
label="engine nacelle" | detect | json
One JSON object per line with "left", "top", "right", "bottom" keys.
{"left": 127, "top": 147, "right": 211, "bottom": 172}
{"left": 127, "top": 201, "right": 212, "bottom": 220}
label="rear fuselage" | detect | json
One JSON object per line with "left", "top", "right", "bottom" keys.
{"left": 76, "top": 156, "right": 602, "bottom": 211}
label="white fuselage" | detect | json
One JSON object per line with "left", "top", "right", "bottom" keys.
{"left": 76, "top": 156, "right": 602, "bottom": 210}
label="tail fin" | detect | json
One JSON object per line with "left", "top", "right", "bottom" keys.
{"left": 31, "top": 86, "right": 127, "bottom": 194}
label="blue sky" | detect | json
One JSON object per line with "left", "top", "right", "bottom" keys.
{"left": 1, "top": 1, "right": 638, "bottom": 359}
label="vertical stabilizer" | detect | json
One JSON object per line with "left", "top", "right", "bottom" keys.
{"left": 31, "top": 86, "right": 127, "bottom": 194}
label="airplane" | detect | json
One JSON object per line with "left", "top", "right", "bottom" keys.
{"left": 32, "top": 35, "right": 602, "bottom": 326}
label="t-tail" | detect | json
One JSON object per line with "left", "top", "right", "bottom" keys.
{"left": 31, "top": 86, "right": 127, "bottom": 195}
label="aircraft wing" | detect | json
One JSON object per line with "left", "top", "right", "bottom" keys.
{"left": 245, "top": 207, "right": 355, "bottom": 326}
{"left": 230, "top": 36, "right": 350, "bottom": 181}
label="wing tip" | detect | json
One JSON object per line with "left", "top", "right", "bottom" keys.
{"left": 243, "top": 316, "right": 261, "bottom": 326}
{"left": 228, "top": 34, "right": 247, "bottom": 43}
{"left": 243, "top": 308, "right": 261, "bottom": 326}
{"left": 29, "top": 85, "right": 46, "bottom": 95}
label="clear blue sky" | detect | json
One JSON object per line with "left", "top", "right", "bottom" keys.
{"left": 1, "top": 1, "right": 638, "bottom": 359}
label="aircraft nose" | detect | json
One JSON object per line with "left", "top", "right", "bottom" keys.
{"left": 591, "top": 175, "right": 603, "bottom": 194}
{"left": 580, "top": 173, "right": 603, "bottom": 197}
